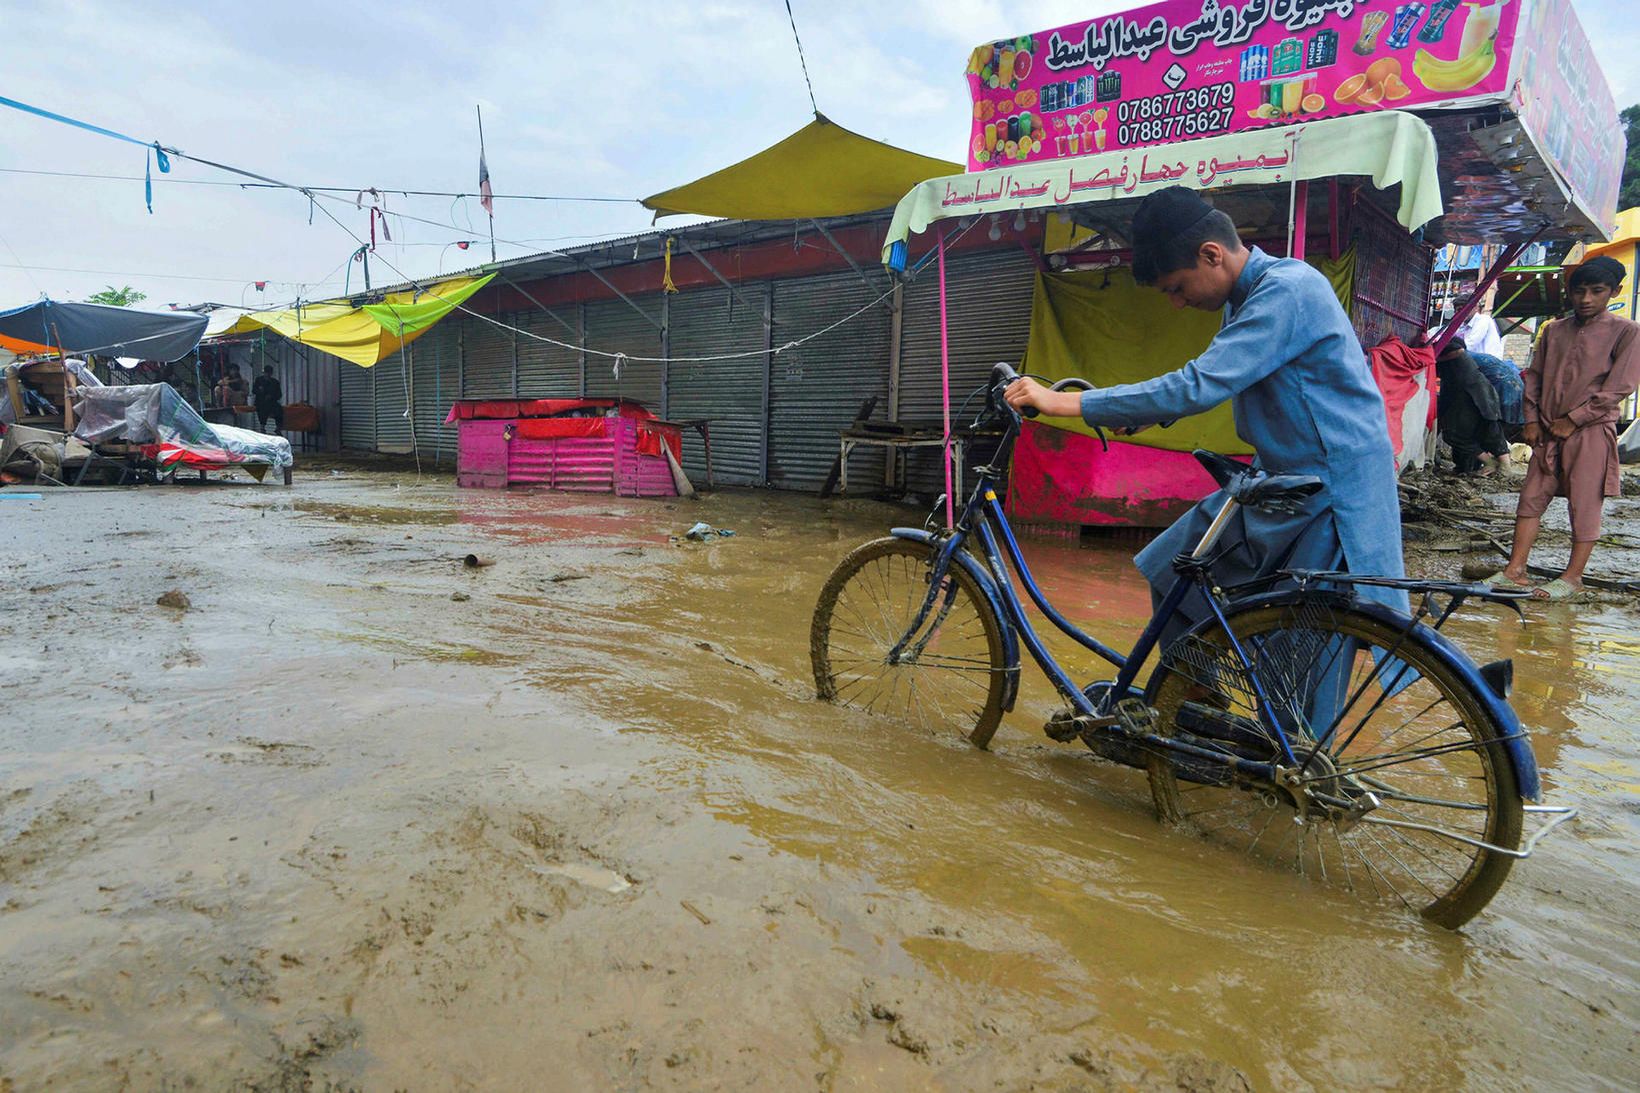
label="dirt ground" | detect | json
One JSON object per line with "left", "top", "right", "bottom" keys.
{"left": 2, "top": 463, "right": 1637, "bottom": 1090}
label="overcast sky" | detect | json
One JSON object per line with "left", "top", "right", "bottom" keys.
{"left": 2, "top": 0, "right": 1635, "bottom": 310}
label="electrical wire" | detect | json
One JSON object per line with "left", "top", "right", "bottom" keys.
{"left": 0, "top": 166, "right": 636, "bottom": 204}
{"left": 0, "top": 260, "right": 340, "bottom": 288}
{"left": 784, "top": 0, "right": 820, "bottom": 115}
{"left": 0, "top": 225, "right": 45, "bottom": 295}
{"left": 4, "top": 97, "right": 906, "bottom": 367}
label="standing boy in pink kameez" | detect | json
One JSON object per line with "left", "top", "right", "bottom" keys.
{"left": 1490, "top": 256, "right": 1640, "bottom": 598}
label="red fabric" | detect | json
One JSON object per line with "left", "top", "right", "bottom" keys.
{"left": 1367, "top": 336, "right": 1437, "bottom": 457}
{"left": 634, "top": 421, "right": 682, "bottom": 461}
{"left": 515, "top": 417, "right": 609, "bottom": 441}
{"left": 153, "top": 442, "right": 241, "bottom": 467}
{"left": 443, "top": 398, "right": 658, "bottom": 424}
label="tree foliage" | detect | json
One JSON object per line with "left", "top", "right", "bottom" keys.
{"left": 86, "top": 284, "right": 146, "bottom": 307}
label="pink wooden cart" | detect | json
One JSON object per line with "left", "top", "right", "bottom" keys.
{"left": 446, "top": 398, "right": 681, "bottom": 496}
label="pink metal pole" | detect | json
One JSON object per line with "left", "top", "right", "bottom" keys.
{"left": 937, "top": 222, "right": 954, "bottom": 527}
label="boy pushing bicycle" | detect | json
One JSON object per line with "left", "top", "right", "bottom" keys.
{"left": 1003, "top": 186, "right": 1407, "bottom": 631}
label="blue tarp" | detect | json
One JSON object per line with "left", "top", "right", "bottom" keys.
{"left": 0, "top": 298, "right": 207, "bottom": 361}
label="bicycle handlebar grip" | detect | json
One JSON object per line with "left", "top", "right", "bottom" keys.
{"left": 990, "top": 362, "right": 1037, "bottom": 418}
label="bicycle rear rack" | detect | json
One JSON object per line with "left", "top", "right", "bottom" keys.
{"left": 1357, "top": 803, "right": 1578, "bottom": 859}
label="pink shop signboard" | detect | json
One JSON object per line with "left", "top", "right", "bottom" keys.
{"left": 965, "top": 0, "right": 1520, "bottom": 171}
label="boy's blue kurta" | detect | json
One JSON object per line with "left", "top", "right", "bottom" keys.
{"left": 1077, "top": 246, "right": 1407, "bottom": 619}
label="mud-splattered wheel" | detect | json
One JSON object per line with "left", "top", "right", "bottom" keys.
{"left": 811, "top": 537, "right": 1007, "bottom": 748}
{"left": 1145, "top": 600, "right": 1523, "bottom": 929}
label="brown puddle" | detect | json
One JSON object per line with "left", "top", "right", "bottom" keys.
{"left": 0, "top": 473, "right": 1636, "bottom": 1089}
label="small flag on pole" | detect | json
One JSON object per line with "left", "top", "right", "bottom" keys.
{"left": 478, "top": 152, "right": 493, "bottom": 215}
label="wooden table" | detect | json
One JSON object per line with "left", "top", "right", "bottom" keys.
{"left": 836, "top": 427, "right": 967, "bottom": 500}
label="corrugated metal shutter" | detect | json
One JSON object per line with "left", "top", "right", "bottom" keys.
{"left": 583, "top": 297, "right": 663, "bottom": 411}
{"left": 236, "top": 335, "right": 343, "bottom": 453}
{"left": 411, "top": 324, "right": 460, "bottom": 467}
{"left": 373, "top": 349, "right": 413, "bottom": 453}
{"left": 339, "top": 360, "right": 374, "bottom": 450}
{"left": 462, "top": 316, "right": 514, "bottom": 398}
{"left": 768, "top": 271, "right": 892, "bottom": 492}
{"left": 516, "top": 307, "right": 580, "bottom": 397}
{"left": 898, "top": 248, "right": 1036, "bottom": 497}
{"left": 667, "top": 284, "right": 768, "bottom": 485}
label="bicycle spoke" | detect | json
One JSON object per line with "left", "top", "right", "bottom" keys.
{"left": 815, "top": 541, "right": 1005, "bottom": 746}
{"left": 1146, "top": 600, "right": 1520, "bottom": 927}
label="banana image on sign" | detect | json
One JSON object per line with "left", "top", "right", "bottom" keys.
{"left": 1413, "top": 0, "right": 1505, "bottom": 93}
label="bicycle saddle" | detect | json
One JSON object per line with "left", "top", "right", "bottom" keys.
{"left": 1192, "top": 450, "right": 1323, "bottom": 515}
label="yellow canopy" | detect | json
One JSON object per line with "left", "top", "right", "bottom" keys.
{"left": 204, "top": 274, "right": 493, "bottom": 367}
{"left": 642, "top": 114, "right": 962, "bottom": 221}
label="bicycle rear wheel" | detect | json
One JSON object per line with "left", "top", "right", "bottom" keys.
{"left": 811, "top": 537, "right": 1008, "bottom": 748}
{"left": 1145, "top": 599, "right": 1523, "bottom": 929}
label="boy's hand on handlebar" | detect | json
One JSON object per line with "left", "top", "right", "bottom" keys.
{"left": 1004, "top": 377, "right": 1083, "bottom": 419}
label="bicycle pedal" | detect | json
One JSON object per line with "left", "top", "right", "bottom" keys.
{"left": 1114, "top": 697, "right": 1159, "bottom": 735}
{"left": 1044, "top": 709, "right": 1080, "bottom": 741}
{"left": 1044, "top": 708, "right": 1119, "bottom": 742}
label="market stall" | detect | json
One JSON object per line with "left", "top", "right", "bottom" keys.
{"left": 882, "top": 0, "right": 1623, "bottom": 528}
{"left": 445, "top": 398, "right": 683, "bottom": 496}
{"left": 1, "top": 298, "right": 208, "bottom": 433}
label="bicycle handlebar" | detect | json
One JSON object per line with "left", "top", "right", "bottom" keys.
{"left": 987, "top": 362, "right": 1174, "bottom": 433}
{"left": 988, "top": 362, "right": 1095, "bottom": 423}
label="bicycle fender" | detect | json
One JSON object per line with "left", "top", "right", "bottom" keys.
{"left": 890, "top": 527, "right": 1022, "bottom": 712}
{"left": 1159, "top": 590, "right": 1541, "bottom": 803}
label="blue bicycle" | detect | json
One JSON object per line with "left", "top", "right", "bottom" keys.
{"left": 811, "top": 363, "right": 1574, "bottom": 928}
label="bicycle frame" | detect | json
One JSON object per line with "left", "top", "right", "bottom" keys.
{"left": 858, "top": 366, "right": 1576, "bottom": 880}
{"left": 888, "top": 414, "right": 1300, "bottom": 780}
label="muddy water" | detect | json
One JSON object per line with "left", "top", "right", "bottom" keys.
{"left": 1, "top": 471, "right": 1636, "bottom": 1090}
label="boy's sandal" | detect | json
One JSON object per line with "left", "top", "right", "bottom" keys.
{"left": 1479, "top": 570, "right": 1534, "bottom": 590}
{"left": 1533, "top": 578, "right": 1580, "bottom": 601}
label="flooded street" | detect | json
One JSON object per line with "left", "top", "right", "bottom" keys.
{"left": 2, "top": 469, "right": 1637, "bottom": 1090}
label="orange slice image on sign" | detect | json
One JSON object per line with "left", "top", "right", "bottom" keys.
{"left": 1335, "top": 73, "right": 1368, "bottom": 103}
{"left": 1383, "top": 74, "right": 1413, "bottom": 100}
{"left": 1356, "top": 83, "right": 1386, "bottom": 106}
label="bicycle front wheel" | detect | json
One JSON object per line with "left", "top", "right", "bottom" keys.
{"left": 1145, "top": 599, "right": 1523, "bottom": 929}
{"left": 811, "top": 537, "right": 1008, "bottom": 748}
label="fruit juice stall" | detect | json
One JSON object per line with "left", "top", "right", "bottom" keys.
{"left": 884, "top": 0, "right": 1623, "bottom": 528}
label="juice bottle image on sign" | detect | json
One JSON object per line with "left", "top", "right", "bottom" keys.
{"left": 1355, "top": 10, "right": 1389, "bottom": 54}
{"left": 1272, "top": 79, "right": 1298, "bottom": 114}
{"left": 1459, "top": 1, "right": 1503, "bottom": 58}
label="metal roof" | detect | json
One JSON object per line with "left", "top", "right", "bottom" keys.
{"left": 372, "top": 211, "right": 896, "bottom": 297}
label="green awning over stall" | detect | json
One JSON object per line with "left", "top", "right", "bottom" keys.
{"left": 882, "top": 111, "right": 1444, "bottom": 262}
